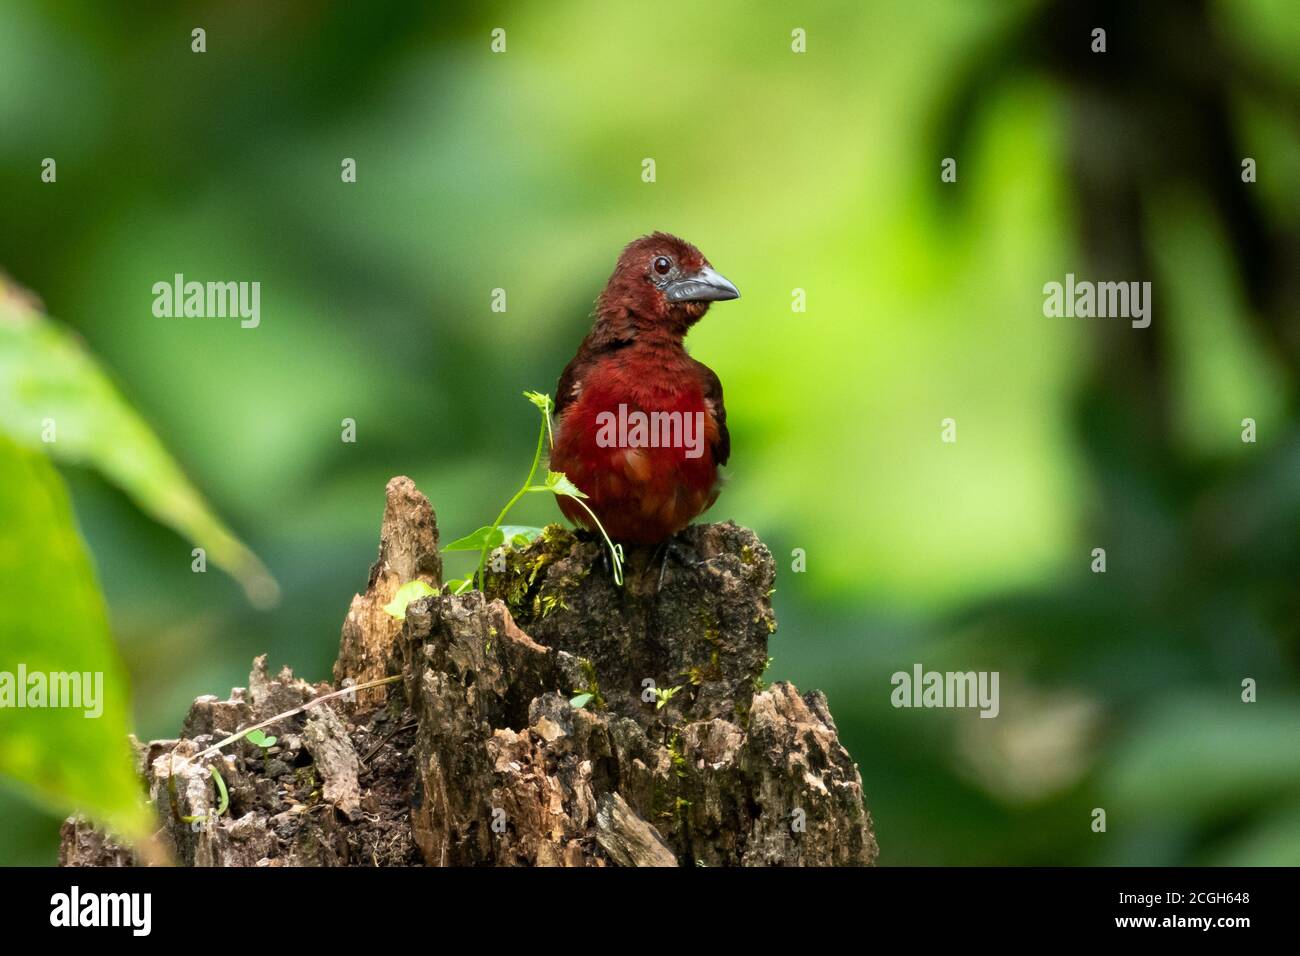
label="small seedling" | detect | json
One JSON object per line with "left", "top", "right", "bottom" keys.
{"left": 382, "top": 579, "right": 438, "bottom": 620}
{"left": 654, "top": 685, "right": 682, "bottom": 711}
{"left": 444, "top": 392, "right": 624, "bottom": 591}
{"left": 246, "top": 728, "right": 277, "bottom": 762}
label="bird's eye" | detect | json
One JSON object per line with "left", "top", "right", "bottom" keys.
{"left": 653, "top": 256, "right": 672, "bottom": 275}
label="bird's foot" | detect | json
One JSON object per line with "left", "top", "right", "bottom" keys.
{"left": 655, "top": 541, "right": 678, "bottom": 593}
{"left": 653, "top": 539, "right": 715, "bottom": 593}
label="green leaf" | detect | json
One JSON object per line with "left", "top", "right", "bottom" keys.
{"left": 444, "top": 576, "right": 476, "bottom": 595}
{"left": 442, "top": 525, "right": 505, "bottom": 552}
{"left": 545, "top": 471, "right": 587, "bottom": 499}
{"left": 0, "top": 281, "right": 278, "bottom": 607}
{"left": 381, "top": 579, "right": 439, "bottom": 620}
{"left": 245, "top": 729, "right": 277, "bottom": 748}
{"left": 523, "top": 390, "right": 552, "bottom": 413}
{"left": 569, "top": 693, "right": 593, "bottom": 710}
{"left": 655, "top": 686, "right": 682, "bottom": 710}
{"left": 0, "top": 435, "right": 150, "bottom": 839}
{"left": 525, "top": 391, "right": 555, "bottom": 449}
{"left": 499, "top": 525, "right": 544, "bottom": 548}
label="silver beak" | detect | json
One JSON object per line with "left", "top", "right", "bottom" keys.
{"left": 664, "top": 265, "right": 740, "bottom": 303}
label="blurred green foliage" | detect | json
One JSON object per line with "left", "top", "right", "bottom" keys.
{"left": 0, "top": 281, "right": 276, "bottom": 836}
{"left": 0, "top": 0, "right": 1296, "bottom": 864}
{"left": 0, "top": 284, "right": 277, "bottom": 604}
{"left": 0, "top": 436, "right": 146, "bottom": 839}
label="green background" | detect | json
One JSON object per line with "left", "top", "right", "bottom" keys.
{"left": 1, "top": 0, "right": 1297, "bottom": 864}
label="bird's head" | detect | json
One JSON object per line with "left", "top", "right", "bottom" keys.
{"left": 595, "top": 232, "right": 739, "bottom": 337}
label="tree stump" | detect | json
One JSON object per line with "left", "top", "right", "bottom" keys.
{"left": 60, "top": 477, "right": 877, "bottom": 866}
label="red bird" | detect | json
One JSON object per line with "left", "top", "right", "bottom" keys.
{"left": 550, "top": 233, "right": 740, "bottom": 545}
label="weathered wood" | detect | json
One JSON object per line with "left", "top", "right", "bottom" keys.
{"left": 334, "top": 476, "right": 441, "bottom": 708}
{"left": 60, "top": 476, "right": 877, "bottom": 867}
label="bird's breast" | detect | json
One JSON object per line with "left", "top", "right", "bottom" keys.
{"left": 550, "top": 375, "right": 721, "bottom": 543}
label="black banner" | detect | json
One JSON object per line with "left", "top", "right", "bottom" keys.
{"left": 1, "top": 866, "right": 1281, "bottom": 941}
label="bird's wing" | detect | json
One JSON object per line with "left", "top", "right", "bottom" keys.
{"left": 693, "top": 359, "right": 731, "bottom": 467}
{"left": 555, "top": 327, "right": 634, "bottom": 418}
{"left": 554, "top": 351, "right": 586, "bottom": 419}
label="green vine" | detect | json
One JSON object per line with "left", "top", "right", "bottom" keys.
{"left": 443, "top": 392, "right": 624, "bottom": 592}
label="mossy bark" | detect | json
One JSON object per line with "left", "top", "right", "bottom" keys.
{"left": 60, "top": 477, "right": 877, "bottom": 867}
